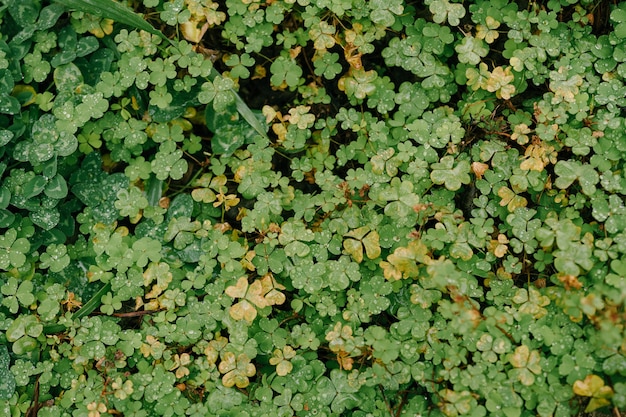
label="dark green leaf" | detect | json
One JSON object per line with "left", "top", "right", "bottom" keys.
{"left": 22, "top": 175, "right": 47, "bottom": 199}
{"left": 44, "top": 174, "right": 69, "bottom": 199}
{"left": 0, "top": 345, "right": 16, "bottom": 400}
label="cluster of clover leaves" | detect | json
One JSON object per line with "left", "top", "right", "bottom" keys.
{"left": 1, "top": 0, "right": 626, "bottom": 416}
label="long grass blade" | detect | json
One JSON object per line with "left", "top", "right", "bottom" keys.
{"left": 53, "top": 0, "right": 168, "bottom": 42}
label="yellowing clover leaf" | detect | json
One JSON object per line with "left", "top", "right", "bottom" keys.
{"left": 258, "top": 273, "right": 286, "bottom": 306}
{"left": 225, "top": 277, "right": 259, "bottom": 323}
{"left": 486, "top": 66, "right": 515, "bottom": 100}
{"left": 519, "top": 139, "right": 558, "bottom": 171}
{"left": 466, "top": 62, "right": 490, "bottom": 91}
{"left": 497, "top": 186, "right": 527, "bottom": 212}
{"left": 550, "top": 68, "right": 583, "bottom": 104}
{"left": 573, "top": 375, "right": 614, "bottom": 412}
{"left": 225, "top": 275, "right": 286, "bottom": 323}
{"left": 343, "top": 226, "right": 381, "bottom": 263}
{"left": 325, "top": 322, "right": 354, "bottom": 353}
{"left": 286, "top": 105, "right": 316, "bottom": 130}
{"left": 512, "top": 287, "right": 550, "bottom": 319}
{"left": 380, "top": 240, "right": 431, "bottom": 281}
{"left": 476, "top": 16, "right": 500, "bottom": 44}
{"left": 439, "top": 389, "right": 473, "bottom": 416}
{"left": 218, "top": 351, "right": 256, "bottom": 388}
{"left": 310, "top": 20, "right": 336, "bottom": 50}
{"left": 455, "top": 36, "right": 488, "bottom": 65}
{"left": 269, "top": 345, "right": 296, "bottom": 376}
{"left": 509, "top": 345, "right": 542, "bottom": 386}
{"left": 511, "top": 123, "right": 532, "bottom": 145}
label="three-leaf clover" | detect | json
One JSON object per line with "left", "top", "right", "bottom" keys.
{"left": 554, "top": 160, "right": 600, "bottom": 196}
{"left": 39, "top": 243, "right": 70, "bottom": 273}
{"left": 225, "top": 275, "right": 286, "bottom": 323}
{"left": 269, "top": 345, "right": 297, "bottom": 376}
{"left": 509, "top": 345, "right": 542, "bottom": 386}
{"left": 343, "top": 226, "right": 381, "bottom": 263}
{"left": 455, "top": 36, "right": 488, "bottom": 65}
{"left": 218, "top": 351, "right": 256, "bottom": 388}
{"left": 573, "top": 374, "right": 614, "bottom": 412}
{"left": 0, "top": 228, "right": 30, "bottom": 270}
{"left": 430, "top": 156, "right": 471, "bottom": 191}
{"left": 429, "top": 0, "right": 466, "bottom": 26}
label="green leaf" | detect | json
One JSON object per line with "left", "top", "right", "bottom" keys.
{"left": 22, "top": 175, "right": 47, "bottom": 200}
{"left": 44, "top": 174, "right": 68, "bottom": 199}
{"left": 53, "top": 0, "right": 168, "bottom": 41}
{"left": 455, "top": 36, "right": 489, "bottom": 65}
{"left": 430, "top": 156, "right": 471, "bottom": 191}
{"left": 205, "top": 104, "right": 264, "bottom": 156}
{"left": 0, "top": 130, "right": 13, "bottom": 146}
{"left": 8, "top": 0, "right": 40, "bottom": 25}
{"left": 0, "top": 345, "right": 16, "bottom": 400}
{"left": 554, "top": 160, "right": 599, "bottom": 196}
{"left": 429, "top": 0, "right": 466, "bottom": 26}
{"left": 53, "top": 62, "right": 84, "bottom": 92}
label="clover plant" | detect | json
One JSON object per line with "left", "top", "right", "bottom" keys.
{"left": 1, "top": 0, "right": 626, "bottom": 416}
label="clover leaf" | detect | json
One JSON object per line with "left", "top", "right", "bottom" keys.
{"left": 509, "top": 345, "right": 542, "bottom": 386}
{"left": 269, "top": 345, "right": 297, "bottom": 376}
{"left": 309, "top": 20, "right": 336, "bottom": 51}
{"left": 343, "top": 226, "right": 381, "bottom": 263}
{"left": 428, "top": 0, "right": 466, "bottom": 26}
{"left": 0, "top": 345, "right": 16, "bottom": 400}
{"left": 225, "top": 275, "right": 286, "bottom": 323}
{"left": 270, "top": 56, "right": 303, "bottom": 89}
{"left": 554, "top": 160, "right": 599, "bottom": 196}
{"left": 511, "top": 287, "right": 550, "bottom": 319}
{"left": 0, "top": 228, "right": 30, "bottom": 270}
{"left": 39, "top": 243, "right": 70, "bottom": 273}
{"left": 151, "top": 142, "right": 188, "bottom": 181}
{"left": 573, "top": 374, "right": 614, "bottom": 412}
{"left": 313, "top": 52, "right": 343, "bottom": 80}
{"left": 455, "top": 36, "right": 488, "bottom": 65}
{"left": 1, "top": 277, "right": 35, "bottom": 314}
{"left": 218, "top": 351, "right": 256, "bottom": 388}
{"left": 430, "top": 156, "right": 471, "bottom": 191}
{"left": 369, "top": 0, "right": 404, "bottom": 27}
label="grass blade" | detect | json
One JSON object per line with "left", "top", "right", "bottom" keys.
{"left": 53, "top": 0, "right": 168, "bottom": 42}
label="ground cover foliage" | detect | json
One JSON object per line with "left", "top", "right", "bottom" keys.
{"left": 0, "top": 0, "right": 625, "bottom": 415}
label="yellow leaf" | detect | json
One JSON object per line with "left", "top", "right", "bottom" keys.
{"left": 180, "top": 19, "right": 207, "bottom": 43}
{"left": 264, "top": 289, "right": 286, "bottom": 306}
{"left": 88, "top": 18, "right": 114, "bottom": 38}
{"left": 363, "top": 230, "right": 381, "bottom": 260}
{"left": 218, "top": 351, "right": 236, "bottom": 374}
{"left": 471, "top": 161, "right": 489, "bottom": 179}
{"left": 225, "top": 277, "right": 248, "bottom": 299}
{"left": 229, "top": 299, "right": 257, "bottom": 323}
{"left": 343, "top": 237, "right": 364, "bottom": 263}
{"left": 510, "top": 345, "right": 530, "bottom": 368}
{"left": 276, "top": 360, "right": 293, "bottom": 376}
{"left": 526, "top": 349, "right": 542, "bottom": 375}
{"left": 245, "top": 279, "right": 268, "bottom": 309}
{"left": 573, "top": 374, "right": 607, "bottom": 397}
{"left": 191, "top": 188, "right": 216, "bottom": 203}
{"left": 497, "top": 186, "right": 527, "bottom": 212}
{"left": 380, "top": 260, "right": 402, "bottom": 281}
{"left": 381, "top": 240, "right": 430, "bottom": 280}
